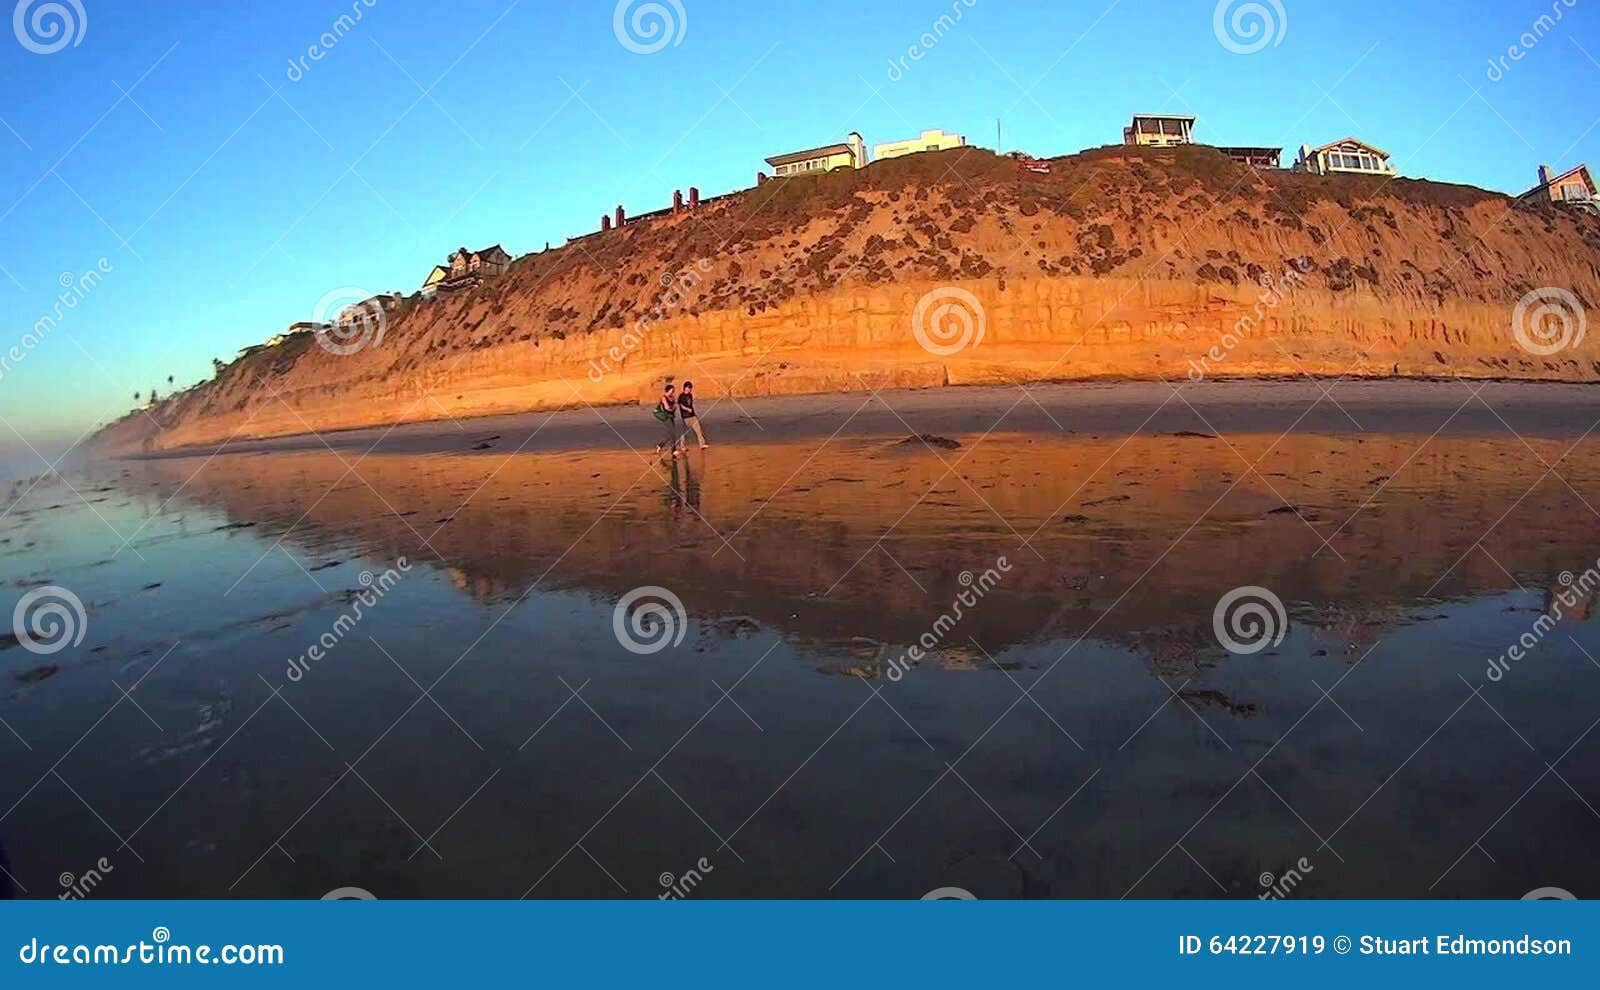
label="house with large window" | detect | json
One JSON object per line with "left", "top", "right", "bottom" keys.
{"left": 1517, "top": 164, "right": 1597, "bottom": 213}
{"left": 1123, "top": 114, "right": 1195, "bottom": 148}
{"left": 765, "top": 133, "right": 867, "bottom": 177}
{"left": 873, "top": 129, "right": 966, "bottom": 161}
{"left": 1292, "top": 138, "right": 1396, "bottom": 177}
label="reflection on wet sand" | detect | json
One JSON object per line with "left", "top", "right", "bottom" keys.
{"left": 1, "top": 426, "right": 1597, "bottom": 900}
{"left": 113, "top": 432, "right": 1600, "bottom": 676}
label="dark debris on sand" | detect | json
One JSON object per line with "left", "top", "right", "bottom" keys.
{"left": 1082, "top": 494, "right": 1131, "bottom": 508}
{"left": 14, "top": 664, "right": 59, "bottom": 684}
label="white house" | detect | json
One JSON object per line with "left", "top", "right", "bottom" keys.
{"left": 873, "top": 129, "right": 967, "bottom": 161}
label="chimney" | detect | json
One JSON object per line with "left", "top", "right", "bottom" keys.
{"left": 1539, "top": 165, "right": 1554, "bottom": 187}
{"left": 689, "top": 187, "right": 700, "bottom": 209}
{"left": 757, "top": 171, "right": 767, "bottom": 185}
{"left": 672, "top": 189, "right": 684, "bottom": 215}
{"left": 615, "top": 205, "right": 625, "bottom": 228}
{"left": 847, "top": 131, "right": 866, "bottom": 167}
{"left": 600, "top": 215, "right": 611, "bottom": 232}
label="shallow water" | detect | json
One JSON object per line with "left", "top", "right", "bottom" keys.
{"left": 3, "top": 430, "right": 1599, "bottom": 899}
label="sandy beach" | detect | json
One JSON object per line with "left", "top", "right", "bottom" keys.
{"left": 9, "top": 394, "right": 1598, "bottom": 898}
{"left": 100, "top": 379, "right": 1600, "bottom": 464}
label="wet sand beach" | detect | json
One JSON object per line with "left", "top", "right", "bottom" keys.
{"left": 5, "top": 379, "right": 1600, "bottom": 898}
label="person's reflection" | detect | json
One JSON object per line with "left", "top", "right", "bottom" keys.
{"left": 662, "top": 455, "right": 703, "bottom": 517}
{"left": 663, "top": 456, "right": 686, "bottom": 517}
{"left": 684, "top": 455, "right": 701, "bottom": 512}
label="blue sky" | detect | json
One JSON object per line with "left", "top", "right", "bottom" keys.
{"left": 0, "top": 0, "right": 1596, "bottom": 467}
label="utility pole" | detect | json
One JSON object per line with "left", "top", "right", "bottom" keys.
{"left": 996, "top": 118, "right": 1002, "bottom": 156}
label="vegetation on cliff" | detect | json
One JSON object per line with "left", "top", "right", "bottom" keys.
{"left": 94, "top": 145, "right": 1600, "bottom": 454}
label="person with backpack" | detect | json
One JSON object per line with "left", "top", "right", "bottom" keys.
{"left": 653, "top": 381, "right": 681, "bottom": 458}
{"left": 679, "top": 380, "right": 709, "bottom": 450}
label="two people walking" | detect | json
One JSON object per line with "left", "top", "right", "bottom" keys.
{"left": 654, "top": 380, "right": 709, "bottom": 458}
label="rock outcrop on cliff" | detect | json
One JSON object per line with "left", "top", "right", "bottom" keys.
{"left": 94, "top": 145, "right": 1600, "bottom": 454}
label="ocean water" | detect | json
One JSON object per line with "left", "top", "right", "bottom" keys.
{"left": 2, "top": 431, "right": 1598, "bottom": 899}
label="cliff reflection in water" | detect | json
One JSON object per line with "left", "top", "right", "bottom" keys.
{"left": 116, "top": 431, "right": 1600, "bottom": 674}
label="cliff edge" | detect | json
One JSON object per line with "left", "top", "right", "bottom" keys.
{"left": 92, "top": 145, "right": 1600, "bottom": 455}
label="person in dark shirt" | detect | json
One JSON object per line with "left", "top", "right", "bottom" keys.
{"left": 678, "top": 380, "right": 708, "bottom": 449}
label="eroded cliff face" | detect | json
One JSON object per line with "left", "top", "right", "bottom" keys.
{"left": 93, "top": 145, "right": 1600, "bottom": 454}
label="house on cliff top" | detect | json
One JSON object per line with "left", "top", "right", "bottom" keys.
{"left": 1122, "top": 114, "right": 1279, "bottom": 169}
{"left": 1293, "top": 138, "right": 1397, "bottom": 176}
{"left": 1518, "top": 164, "right": 1597, "bottom": 213}
{"left": 335, "top": 292, "right": 403, "bottom": 326}
{"left": 873, "top": 129, "right": 966, "bottom": 161}
{"left": 421, "top": 265, "right": 448, "bottom": 298}
{"left": 765, "top": 132, "right": 867, "bottom": 176}
{"left": 1221, "top": 146, "right": 1282, "bottom": 169}
{"left": 265, "top": 321, "right": 325, "bottom": 347}
{"left": 422, "top": 246, "right": 512, "bottom": 296}
{"left": 450, "top": 245, "right": 511, "bottom": 278}
{"left": 1124, "top": 114, "right": 1195, "bottom": 148}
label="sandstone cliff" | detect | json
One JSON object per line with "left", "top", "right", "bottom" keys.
{"left": 93, "top": 145, "right": 1600, "bottom": 454}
